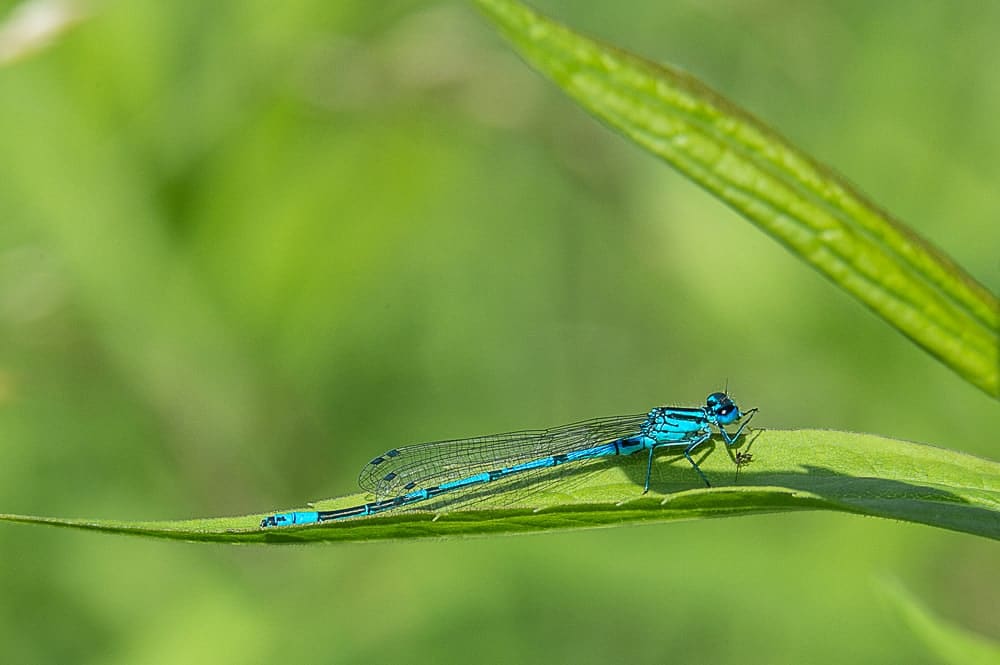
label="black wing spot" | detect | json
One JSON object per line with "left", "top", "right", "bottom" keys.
{"left": 383, "top": 471, "right": 398, "bottom": 482}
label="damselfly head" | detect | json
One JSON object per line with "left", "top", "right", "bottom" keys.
{"left": 705, "top": 391, "right": 740, "bottom": 425}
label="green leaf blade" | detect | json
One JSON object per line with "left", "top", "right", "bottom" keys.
{"left": 2, "top": 430, "right": 998, "bottom": 543}
{"left": 475, "top": 0, "right": 1000, "bottom": 397}
{"left": 880, "top": 579, "right": 1000, "bottom": 665}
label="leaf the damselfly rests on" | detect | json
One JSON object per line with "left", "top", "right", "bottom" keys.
{"left": 2, "top": 430, "right": 998, "bottom": 543}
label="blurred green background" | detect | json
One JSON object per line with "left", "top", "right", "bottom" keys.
{"left": 1, "top": 0, "right": 998, "bottom": 662}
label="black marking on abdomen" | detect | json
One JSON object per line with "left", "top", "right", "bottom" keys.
{"left": 319, "top": 505, "right": 369, "bottom": 520}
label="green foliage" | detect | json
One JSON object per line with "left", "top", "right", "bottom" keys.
{"left": 1, "top": 1, "right": 997, "bottom": 662}
{"left": 880, "top": 579, "right": 1000, "bottom": 665}
{"left": 476, "top": 0, "right": 1000, "bottom": 398}
{"left": 4, "top": 430, "right": 998, "bottom": 541}
{"left": 9, "top": 0, "right": 994, "bottom": 551}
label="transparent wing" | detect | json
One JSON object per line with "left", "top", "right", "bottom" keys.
{"left": 358, "top": 413, "right": 648, "bottom": 500}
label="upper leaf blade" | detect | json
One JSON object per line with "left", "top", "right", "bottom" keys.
{"left": 475, "top": 0, "right": 1000, "bottom": 398}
